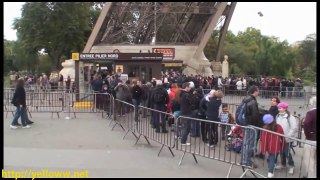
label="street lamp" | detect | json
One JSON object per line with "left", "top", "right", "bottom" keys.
{"left": 257, "top": 11, "right": 263, "bottom": 33}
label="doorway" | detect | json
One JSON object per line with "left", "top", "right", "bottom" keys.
{"left": 128, "top": 65, "right": 153, "bottom": 81}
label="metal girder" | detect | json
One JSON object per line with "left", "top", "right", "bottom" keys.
{"left": 112, "top": 2, "right": 221, "bottom": 14}
{"left": 215, "top": 2, "right": 237, "bottom": 62}
{"left": 88, "top": 2, "right": 235, "bottom": 49}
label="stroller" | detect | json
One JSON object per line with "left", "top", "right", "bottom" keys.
{"left": 225, "top": 125, "right": 244, "bottom": 153}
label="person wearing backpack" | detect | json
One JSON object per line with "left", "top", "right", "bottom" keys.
{"left": 239, "top": 85, "right": 260, "bottom": 168}
{"left": 274, "top": 102, "right": 298, "bottom": 175}
{"left": 151, "top": 80, "right": 169, "bottom": 133}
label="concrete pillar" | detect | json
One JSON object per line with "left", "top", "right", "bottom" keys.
{"left": 79, "top": 62, "right": 85, "bottom": 94}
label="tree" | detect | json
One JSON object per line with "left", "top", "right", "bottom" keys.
{"left": 13, "top": 2, "right": 93, "bottom": 70}
{"left": 294, "top": 33, "right": 316, "bottom": 81}
{"left": 3, "top": 39, "right": 17, "bottom": 73}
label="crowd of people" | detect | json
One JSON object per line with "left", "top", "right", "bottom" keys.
{"left": 92, "top": 71, "right": 315, "bottom": 178}
{"left": 8, "top": 70, "right": 316, "bottom": 178}
{"left": 9, "top": 71, "right": 74, "bottom": 92}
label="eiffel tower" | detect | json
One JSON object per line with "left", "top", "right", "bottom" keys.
{"left": 83, "top": 2, "right": 236, "bottom": 76}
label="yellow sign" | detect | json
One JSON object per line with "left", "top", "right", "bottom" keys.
{"left": 72, "top": 53, "right": 79, "bottom": 60}
{"left": 115, "top": 65, "right": 124, "bottom": 73}
{"left": 163, "top": 63, "right": 182, "bottom": 67}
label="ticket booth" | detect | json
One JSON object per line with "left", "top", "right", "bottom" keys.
{"left": 79, "top": 53, "right": 163, "bottom": 82}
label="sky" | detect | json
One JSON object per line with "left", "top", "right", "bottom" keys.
{"left": 3, "top": 2, "right": 317, "bottom": 44}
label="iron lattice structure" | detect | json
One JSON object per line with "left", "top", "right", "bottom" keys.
{"left": 86, "top": 2, "right": 236, "bottom": 62}
{"left": 93, "top": 2, "right": 234, "bottom": 43}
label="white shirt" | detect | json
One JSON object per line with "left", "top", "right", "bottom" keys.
{"left": 236, "top": 80, "right": 242, "bottom": 90}
{"left": 242, "top": 79, "right": 247, "bottom": 88}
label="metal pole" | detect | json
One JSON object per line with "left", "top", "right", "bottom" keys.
{"left": 154, "top": 2, "right": 156, "bottom": 44}
{"left": 65, "top": 92, "right": 72, "bottom": 119}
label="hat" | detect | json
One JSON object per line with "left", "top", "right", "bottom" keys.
{"left": 277, "top": 102, "right": 288, "bottom": 109}
{"left": 263, "top": 114, "right": 274, "bottom": 125}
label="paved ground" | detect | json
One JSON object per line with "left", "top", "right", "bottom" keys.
{"left": 4, "top": 112, "right": 254, "bottom": 178}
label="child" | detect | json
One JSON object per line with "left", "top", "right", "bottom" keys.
{"left": 274, "top": 102, "right": 298, "bottom": 175}
{"left": 260, "top": 114, "right": 285, "bottom": 178}
{"left": 219, "top": 104, "right": 235, "bottom": 140}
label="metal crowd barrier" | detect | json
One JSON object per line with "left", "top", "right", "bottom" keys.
{"left": 109, "top": 99, "right": 138, "bottom": 140}
{"left": 62, "top": 92, "right": 113, "bottom": 119}
{"left": 28, "top": 92, "right": 64, "bottom": 118}
{"left": 3, "top": 88, "right": 16, "bottom": 118}
{"left": 135, "top": 106, "right": 176, "bottom": 157}
{"left": 174, "top": 116, "right": 261, "bottom": 177}
{"left": 5, "top": 87, "right": 315, "bottom": 178}
{"left": 3, "top": 88, "right": 32, "bottom": 118}
{"left": 3, "top": 89, "right": 114, "bottom": 119}
{"left": 254, "top": 125, "right": 316, "bottom": 178}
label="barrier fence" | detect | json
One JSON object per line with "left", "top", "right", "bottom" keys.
{"left": 135, "top": 106, "right": 176, "bottom": 157}
{"left": 3, "top": 90, "right": 113, "bottom": 119}
{"left": 111, "top": 99, "right": 138, "bottom": 140}
{"left": 3, "top": 89, "right": 315, "bottom": 177}
{"left": 114, "top": 101, "right": 315, "bottom": 177}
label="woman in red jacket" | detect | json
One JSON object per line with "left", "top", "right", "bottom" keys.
{"left": 260, "top": 114, "right": 285, "bottom": 178}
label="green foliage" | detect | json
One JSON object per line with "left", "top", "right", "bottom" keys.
{"left": 302, "top": 79, "right": 314, "bottom": 86}
{"left": 38, "top": 54, "right": 54, "bottom": 75}
{"left": 3, "top": 75, "right": 10, "bottom": 87}
{"left": 13, "top": 2, "right": 93, "bottom": 70}
{"left": 204, "top": 30, "right": 219, "bottom": 60}
{"left": 4, "top": 40, "right": 13, "bottom": 74}
{"left": 204, "top": 27, "right": 316, "bottom": 82}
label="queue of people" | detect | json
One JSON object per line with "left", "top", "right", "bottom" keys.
{"left": 8, "top": 70, "right": 316, "bottom": 178}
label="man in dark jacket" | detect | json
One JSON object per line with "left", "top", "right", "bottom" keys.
{"left": 151, "top": 80, "right": 169, "bottom": 133}
{"left": 179, "top": 82, "right": 193, "bottom": 145}
{"left": 131, "top": 79, "right": 143, "bottom": 121}
{"left": 241, "top": 85, "right": 260, "bottom": 168}
{"left": 10, "top": 78, "right": 33, "bottom": 129}
{"left": 303, "top": 96, "right": 316, "bottom": 177}
{"left": 206, "top": 90, "right": 223, "bottom": 146}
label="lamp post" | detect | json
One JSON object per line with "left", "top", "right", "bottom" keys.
{"left": 257, "top": 11, "right": 263, "bottom": 75}
{"left": 154, "top": 2, "right": 157, "bottom": 45}
{"left": 257, "top": 11, "right": 263, "bottom": 33}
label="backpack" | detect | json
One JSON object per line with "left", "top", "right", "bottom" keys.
{"left": 11, "top": 96, "right": 18, "bottom": 106}
{"left": 235, "top": 99, "right": 251, "bottom": 126}
{"left": 153, "top": 88, "right": 165, "bottom": 104}
{"left": 232, "top": 140, "right": 242, "bottom": 153}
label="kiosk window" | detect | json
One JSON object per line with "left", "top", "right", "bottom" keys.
{"left": 128, "top": 65, "right": 139, "bottom": 77}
